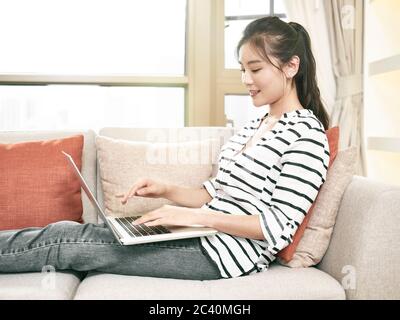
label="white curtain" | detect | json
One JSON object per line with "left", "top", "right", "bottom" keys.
{"left": 323, "top": 0, "right": 366, "bottom": 175}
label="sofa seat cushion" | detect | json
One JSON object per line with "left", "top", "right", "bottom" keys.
{"left": 74, "top": 264, "right": 345, "bottom": 300}
{"left": 0, "top": 271, "right": 83, "bottom": 300}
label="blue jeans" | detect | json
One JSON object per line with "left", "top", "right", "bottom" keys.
{"left": 0, "top": 221, "right": 222, "bottom": 280}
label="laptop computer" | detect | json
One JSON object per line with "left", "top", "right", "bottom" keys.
{"left": 62, "top": 151, "right": 218, "bottom": 245}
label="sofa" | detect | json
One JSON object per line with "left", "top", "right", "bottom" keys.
{"left": 0, "top": 127, "right": 399, "bottom": 300}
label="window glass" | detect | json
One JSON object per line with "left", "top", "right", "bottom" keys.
{"left": 0, "top": 0, "right": 187, "bottom": 75}
{"left": 0, "top": 85, "right": 184, "bottom": 131}
{"left": 274, "top": 0, "right": 287, "bottom": 15}
{"left": 225, "top": 19, "right": 254, "bottom": 69}
{"left": 225, "top": 0, "right": 270, "bottom": 17}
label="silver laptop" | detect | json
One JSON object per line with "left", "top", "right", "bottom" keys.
{"left": 62, "top": 151, "right": 218, "bottom": 245}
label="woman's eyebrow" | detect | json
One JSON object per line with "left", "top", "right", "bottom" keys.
{"left": 238, "top": 60, "right": 263, "bottom": 65}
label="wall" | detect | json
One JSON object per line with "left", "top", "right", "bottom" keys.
{"left": 364, "top": 0, "right": 400, "bottom": 186}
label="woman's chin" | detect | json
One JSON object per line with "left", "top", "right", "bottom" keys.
{"left": 250, "top": 94, "right": 268, "bottom": 107}
{"left": 252, "top": 100, "right": 268, "bottom": 108}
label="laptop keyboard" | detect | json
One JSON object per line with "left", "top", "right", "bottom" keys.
{"left": 114, "top": 216, "right": 171, "bottom": 237}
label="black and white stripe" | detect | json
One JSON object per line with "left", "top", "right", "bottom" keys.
{"left": 200, "top": 109, "right": 330, "bottom": 278}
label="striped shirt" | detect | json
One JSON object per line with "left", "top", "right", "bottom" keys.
{"left": 200, "top": 109, "right": 330, "bottom": 278}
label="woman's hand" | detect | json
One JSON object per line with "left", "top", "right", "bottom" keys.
{"left": 133, "top": 205, "right": 204, "bottom": 227}
{"left": 133, "top": 205, "right": 265, "bottom": 240}
{"left": 117, "top": 178, "right": 169, "bottom": 204}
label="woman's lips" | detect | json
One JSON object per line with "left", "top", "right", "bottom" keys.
{"left": 249, "top": 90, "right": 261, "bottom": 97}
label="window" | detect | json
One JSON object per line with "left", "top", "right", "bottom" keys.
{"left": 0, "top": 0, "right": 187, "bottom": 130}
{"left": 0, "top": 0, "right": 289, "bottom": 130}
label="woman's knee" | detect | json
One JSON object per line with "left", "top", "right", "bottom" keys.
{"left": 47, "top": 221, "right": 115, "bottom": 244}
{"left": 42, "top": 221, "right": 95, "bottom": 245}
{"left": 46, "top": 220, "right": 84, "bottom": 236}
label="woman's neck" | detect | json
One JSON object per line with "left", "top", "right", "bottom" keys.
{"left": 268, "top": 84, "right": 303, "bottom": 119}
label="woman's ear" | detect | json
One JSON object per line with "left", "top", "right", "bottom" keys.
{"left": 283, "top": 55, "right": 300, "bottom": 78}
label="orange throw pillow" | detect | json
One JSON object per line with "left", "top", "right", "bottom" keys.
{"left": 277, "top": 127, "right": 340, "bottom": 263}
{"left": 0, "top": 135, "right": 84, "bottom": 230}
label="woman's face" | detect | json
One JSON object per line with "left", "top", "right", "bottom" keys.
{"left": 239, "top": 42, "right": 286, "bottom": 107}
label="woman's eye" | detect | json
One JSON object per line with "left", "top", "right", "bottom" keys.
{"left": 240, "top": 69, "right": 261, "bottom": 73}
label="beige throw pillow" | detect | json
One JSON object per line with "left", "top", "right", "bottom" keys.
{"left": 95, "top": 135, "right": 218, "bottom": 217}
{"left": 278, "top": 147, "right": 357, "bottom": 268}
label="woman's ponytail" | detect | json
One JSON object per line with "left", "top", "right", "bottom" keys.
{"left": 288, "top": 22, "right": 330, "bottom": 130}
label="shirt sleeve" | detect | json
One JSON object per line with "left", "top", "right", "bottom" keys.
{"left": 258, "top": 129, "right": 330, "bottom": 255}
{"left": 202, "top": 176, "right": 220, "bottom": 198}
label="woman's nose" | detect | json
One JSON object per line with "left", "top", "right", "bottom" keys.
{"left": 241, "top": 71, "right": 254, "bottom": 85}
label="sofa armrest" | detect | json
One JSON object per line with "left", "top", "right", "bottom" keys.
{"left": 317, "top": 176, "right": 400, "bottom": 299}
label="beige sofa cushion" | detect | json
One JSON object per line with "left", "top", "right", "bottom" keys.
{"left": 279, "top": 147, "right": 357, "bottom": 268}
{"left": 74, "top": 264, "right": 345, "bottom": 300}
{"left": 95, "top": 135, "right": 218, "bottom": 217}
{"left": 0, "top": 271, "right": 83, "bottom": 300}
{"left": 317, "top": 175, "right": 400, "bottom": 299}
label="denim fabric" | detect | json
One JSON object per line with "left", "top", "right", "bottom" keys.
{"left": 0, "top": 221, "right": 222, "bottom": 280}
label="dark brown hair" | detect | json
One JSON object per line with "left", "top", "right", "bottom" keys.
{"left": 236, "top": 16, "right": 330, "bottom": 130}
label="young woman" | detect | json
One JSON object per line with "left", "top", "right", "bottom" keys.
{"left": 0, "top": 16, "right": 330, "bottom": 280}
